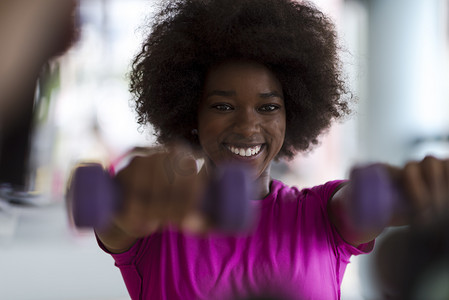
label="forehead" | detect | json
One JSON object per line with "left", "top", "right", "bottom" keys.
{"left": 203, "top": 59, "right": 282, "bottom": 91}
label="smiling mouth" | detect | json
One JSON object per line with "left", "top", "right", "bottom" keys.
{"left": 225, "top": 144, "right": 264, "bottom": 157}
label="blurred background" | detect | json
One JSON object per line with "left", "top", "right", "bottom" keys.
{"left": 0, "top": 0, "right": 448, "bottom": 299}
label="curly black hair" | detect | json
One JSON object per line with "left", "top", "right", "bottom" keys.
{"left": 129, "top": 0, "right": 352, "bottom": 160}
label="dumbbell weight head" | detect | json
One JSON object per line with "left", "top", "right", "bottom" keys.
{"left": 66, "top": 163, "right": 121, "bottom": 230}
{"left": 201, "top": 163, "right": 254, "bottom": 232}
{"left": 349, "top": 164, "right": 400, "bottom": 230}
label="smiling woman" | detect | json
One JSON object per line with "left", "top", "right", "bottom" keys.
{"left": 89, "top": 0, "right": 449, "bottom": 299}
{"left": 94, "top": 1, "right": 365, "bottom": 299}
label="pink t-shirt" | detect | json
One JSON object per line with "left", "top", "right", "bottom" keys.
{"left": 98, "top": 179, "right": 374, "bottom": 300}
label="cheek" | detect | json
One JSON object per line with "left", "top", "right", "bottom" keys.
{"left": 197, "top": 117, "right": 223, "bottom": 150}
{"left": 198, "top": 110, "right": 230, "bottom": 137}
{"left": 197, "top": 111, "right": 211, "bottom": 138}
{"left": 269, "top": 121, "right": 286, "bottom": 157}
{"left": 198, "top": 116, "right": 215, "bottom": 136}
{"left": 269, "top": 117, "right": 286, "bottom": 143}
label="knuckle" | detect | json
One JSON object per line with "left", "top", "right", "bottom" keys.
{"left": 423, "top": 154, "right": 436, "bottom": 161}
{"left": 422, "top": 156, "right": 445, "bottom": 174}
{"left": 403, "top": 161, "right": 419, "bottom": 179}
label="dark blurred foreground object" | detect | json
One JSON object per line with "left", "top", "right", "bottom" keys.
{"left": 0, "top": 0, "right": 79, "bottom": 196}
{"left": 374, "top": 220, "right": 449, "bottom": 300}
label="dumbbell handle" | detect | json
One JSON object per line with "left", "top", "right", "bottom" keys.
{"left": 349, "top": 164, "right": 408, "bottom": 230}
{"left": 66, "top": 163, "right": 254, "bottom": 232}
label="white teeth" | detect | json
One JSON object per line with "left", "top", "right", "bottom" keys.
{"left": 227, "top": 145, "right": 262, "bottom": 157}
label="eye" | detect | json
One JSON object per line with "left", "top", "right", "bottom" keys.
{"left": 258, "top": 104, "right": 281, "bottom": 113}
{"left": 211, "top": 103, "right": 233, "bottom": 112}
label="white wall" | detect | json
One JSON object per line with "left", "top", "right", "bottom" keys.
{"left": 359, "top": 0, "right": 449, "bottom": 165}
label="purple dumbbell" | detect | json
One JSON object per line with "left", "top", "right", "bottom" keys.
{"left": 66, "top": 162, "right": 254, "bottom": 232}
{"left": 349, "top": 164, "right": 406, "bottom": 230}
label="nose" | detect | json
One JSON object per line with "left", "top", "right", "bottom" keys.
{"left": 232, "top": 107, "right": 260, "bottom": 137}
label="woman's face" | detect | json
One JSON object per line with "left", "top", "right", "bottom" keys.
{"left": 197, "top": 60, "right": 286, "bottom": 179}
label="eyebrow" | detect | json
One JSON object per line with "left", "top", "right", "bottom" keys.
{"left": 259, "top": 91, "right": 284, "bottom": 99}
{"left": 205, "top": 90, "right": 283, "bottom": 99}
{"left": 204, "top": 90, "right": 236, "bottom": 98}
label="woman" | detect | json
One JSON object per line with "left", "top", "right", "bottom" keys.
{"left": 95, "top": 0, "right": 449, "bottom": 299}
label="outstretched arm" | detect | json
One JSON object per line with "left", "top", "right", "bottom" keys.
{"left": 328, "top": 156, "right": 449, "bottom": 247}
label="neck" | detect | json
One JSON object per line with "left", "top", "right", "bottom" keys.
{"left": 253, "top": 165, "right": 272, "bottom": 200}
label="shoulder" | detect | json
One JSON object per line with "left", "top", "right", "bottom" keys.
{"left": 271, "top": 179, "right": 347, "bottom": 204}
{"left": 308, "top": 180, "right": 348, "bottom": 201}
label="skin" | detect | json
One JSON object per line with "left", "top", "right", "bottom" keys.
{"left": 96, "top": 59, "right": 449, "bottom": 253}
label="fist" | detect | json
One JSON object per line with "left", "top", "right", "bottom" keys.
{"left": 398, "top": 155, "right": 449, "bottom": 223}
{"left": 113, "top": 145, "right": 207, "bottom": 238}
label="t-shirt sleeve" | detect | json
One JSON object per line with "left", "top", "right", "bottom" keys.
{"left": 95, "top": 233, "right": 148, "bottom": 299}
{"left": 311, "top": 180, "right": 375, "bottom": 257}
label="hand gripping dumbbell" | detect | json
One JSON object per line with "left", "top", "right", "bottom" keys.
{"left": 66, "top": 162, "right": 254, "bottom": 232}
